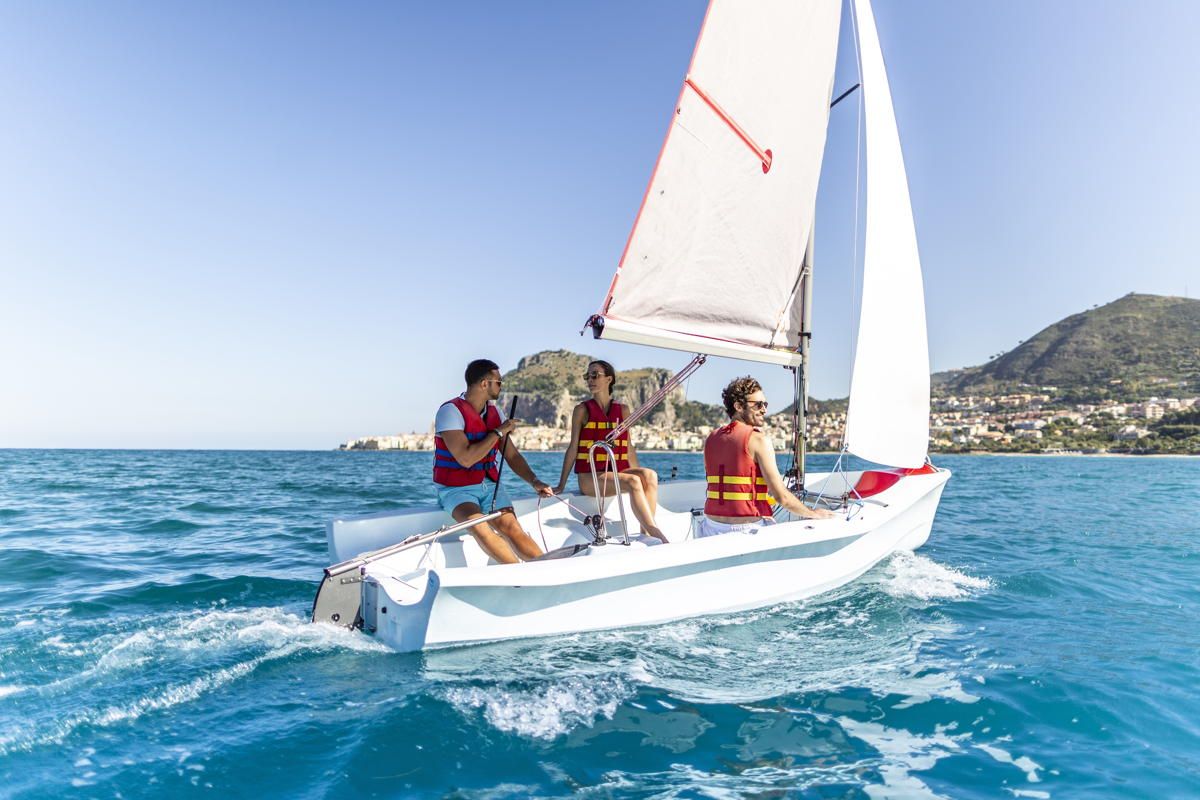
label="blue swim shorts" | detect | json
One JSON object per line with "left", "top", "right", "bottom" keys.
{"left": 436, "top": 481, "right": 514, "bottom": 516}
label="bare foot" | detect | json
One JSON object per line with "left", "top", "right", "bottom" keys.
{"left": 644, "top": 526, "right": 669, "bottom": 544}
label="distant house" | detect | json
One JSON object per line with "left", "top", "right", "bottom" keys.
{"left": 1114, "top": 425, "right": 1150, "bottom": 441}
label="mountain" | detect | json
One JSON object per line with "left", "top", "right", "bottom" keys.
{"left": 498, "top": 294, "right": 1197, "bottom": 431}
{"left": 935, "top": 293, "right": 1199, "bottom": 397}
{"left": 498, "top": 350, "right": 726, "bottom": 429}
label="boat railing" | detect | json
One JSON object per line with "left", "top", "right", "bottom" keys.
{"left": 587, "top": 439, "right": 631, "bottom": 545}
{"left": 582, "top": 352, "right": 708, "bottom": 546}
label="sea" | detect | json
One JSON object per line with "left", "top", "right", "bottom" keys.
{"left": 0, "top": 449, "right": 1197, "bottom": 799}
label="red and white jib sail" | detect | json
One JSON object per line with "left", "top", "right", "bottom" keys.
{"left": 594, "top": 0, "right": 842, "bottom": 366}
{"left": 843, "top": 0, "right": 930, "bottom": 468}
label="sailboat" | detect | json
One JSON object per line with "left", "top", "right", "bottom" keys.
{"left": 312, "top": 0, "right": 950, "bottom": 652}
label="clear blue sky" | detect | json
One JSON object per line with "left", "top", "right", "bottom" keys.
{"left": 2, "top": 1, "right": 1196, "bottom": 449}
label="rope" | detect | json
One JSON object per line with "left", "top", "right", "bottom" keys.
{"left": 843, "top": 0, "right": 865, "bottom": 457}
{"left": 535, "top": 492, "right": 592, "bottom": 552}
{"left": 805, "top": 447, "right": 848, "bottom": 510}
{"left": 605, "top": 354, "right": 706, "bottom": 444}
{"left": 534, "top": 496, "right": 550, "bottom": 552}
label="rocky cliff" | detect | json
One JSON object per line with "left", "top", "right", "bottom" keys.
{"left": 498, "top": 350, "right": 724, "bottom": 428}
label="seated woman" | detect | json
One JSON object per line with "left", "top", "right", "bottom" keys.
{"left": 555, "top": 360, "right": 667, "bottom": 543}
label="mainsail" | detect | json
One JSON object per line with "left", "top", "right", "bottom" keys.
{"left": 592, "top": 0, "right": 931, "bottom": 467}
{"left": 592, "top": 0, "right": 842, "bottom": 366}
{"left": 843, "top": 0, "right": 931, "bottom": 467}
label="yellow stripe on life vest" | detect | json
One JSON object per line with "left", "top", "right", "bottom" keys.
{"left": 706, "top": 475, "right": 768, "bottom": 486}
{"left": 708, "top": 475, "right": 751, "bottom": 485}
{"left": 706, "top": 490, "right": 777, "bottom": 504}
{"left": 708, "top": 490, "right": 756, "bottom": 501}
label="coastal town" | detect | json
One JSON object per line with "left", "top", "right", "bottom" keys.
{"left": 341, "top": 386, "right": 1200, "bottom": 456}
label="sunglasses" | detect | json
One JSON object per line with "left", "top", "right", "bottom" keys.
{"left": 583, "top": 372, "right": 607, "bottom": 380}
{"left": 746, "top": 400, "right": 769, "bottom": 411}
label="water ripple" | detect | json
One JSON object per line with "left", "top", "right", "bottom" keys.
{"left": 0, "top": 450, "right": 1196, "bottom": 799}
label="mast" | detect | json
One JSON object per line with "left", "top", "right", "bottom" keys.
{"left": 792, "top": 83, "right": 859, "bottom": 486}
{"left": 794, "top": 231, "right": 814, "bottom": 487}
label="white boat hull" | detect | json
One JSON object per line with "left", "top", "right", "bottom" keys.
{"left": 322, "top": 468, "right": 949, "bottom": 652}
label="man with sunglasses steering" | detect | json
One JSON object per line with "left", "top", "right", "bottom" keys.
{"left": 699, "top": 376, "right": 836, "bottom": 538}
{"left": 432, "top": 358, "right": 554, "bottom": 563}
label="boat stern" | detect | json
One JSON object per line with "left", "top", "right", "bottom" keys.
{"left": 363, "top": 568, "right": 440, "bottom": 653}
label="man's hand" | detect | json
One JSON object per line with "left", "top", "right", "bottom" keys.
{"left": 553, "top": 481, "right": 567, "bottom": 495}
{"left": 801, "top": 506, "right": 839, "bottom": 520}
{"left": 532, "top": 480, "right": 554, "bottom": 497}
{"left": 497, "top": 418, "right": 522, "bottom": 436}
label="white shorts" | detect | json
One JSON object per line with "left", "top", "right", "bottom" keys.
{"left": 696, "top": 516, "right": 775, "bottom": 539}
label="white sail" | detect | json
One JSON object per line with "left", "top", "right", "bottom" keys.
{"left": 593, "top": 0, "right": 842, "bottom": 365}
{"left": 843, "top": 0, "right": 931, "bottom": 468}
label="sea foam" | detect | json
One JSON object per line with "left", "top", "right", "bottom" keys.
{"left": 444, "top": 676, "right": 632, "bottom": 740}
{"left": 0, "top": 606, "right": 389, "bottom": 757}
{"left": 881, "top": 551, "right": 991, "bottom": 600}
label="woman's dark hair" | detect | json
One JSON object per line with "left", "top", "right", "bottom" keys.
{"left": 589, "top": 360, "right": 616, "bottom": 392}
{"left": 464, "top": 358, "right": 500, "bottom": 386}
{"left": 721, "top": 376, "right": 762, "bottom": 417}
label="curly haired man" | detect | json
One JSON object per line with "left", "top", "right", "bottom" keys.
{"left": 700, "top": 376, "right": 836, "bottom": 537}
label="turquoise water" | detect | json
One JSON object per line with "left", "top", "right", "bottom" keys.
{"left": 1, "top": 450, "right": 1197, "bottom": 799}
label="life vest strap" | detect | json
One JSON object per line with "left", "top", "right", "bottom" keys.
{"left": 706, "top": 475, "right": 767, "bottom": 486}
{"left": 705, "top": 490, "right": 777, "bottom": 504}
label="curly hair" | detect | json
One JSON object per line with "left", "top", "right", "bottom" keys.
{"left": 721, "top": 376, "right": 762, "bottom": 417}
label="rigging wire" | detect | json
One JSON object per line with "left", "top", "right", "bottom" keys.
{"left": 840, "top": 0, "right": 866, "bottom": 472}
{"left": 605, "top": 354, "right": 706, "bottom": 444}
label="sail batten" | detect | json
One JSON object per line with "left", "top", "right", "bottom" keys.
{"left": 843, "top": 0, "right": 931, "bottom": 468}
{"left": 596, "top": 0, "right": 842, "bottom": 358}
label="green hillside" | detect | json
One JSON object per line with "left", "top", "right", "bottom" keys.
{"left": 936, "top": 293, "right": 1199, "bottom": 398}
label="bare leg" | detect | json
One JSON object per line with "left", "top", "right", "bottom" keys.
{"left": 581, "top": 472, "right": 667, "bottom": 543}
{"left": 627, "top": 467, "right": 659, "bottom": 516}
{"left": 491, "top": 510, "right": 545, "bottom": 560}
{"left": 451, "top": 502, "right": 519, "bottom": 564}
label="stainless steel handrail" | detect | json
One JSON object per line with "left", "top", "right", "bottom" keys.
{"left": 587, "top": 440, "right": 630, "bottom": 545}
{"left": 324, "top": 509, "right": 506, "bottom": 579}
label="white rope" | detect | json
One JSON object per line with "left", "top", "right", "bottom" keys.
{"left": 534, "top": 496, "right": 550, "bottom": 552}
{"left": 535, "top": 492, "right": 593, "bottom": 552}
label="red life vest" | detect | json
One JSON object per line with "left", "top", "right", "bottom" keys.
{"left": 574, "top": 399, "right": 631, "bottom": 474}
{"left": 432, "top": 397, "right": 502, "bottom": 487}
{"left": 704, "top": 420, "right": 775, "bottom": 518}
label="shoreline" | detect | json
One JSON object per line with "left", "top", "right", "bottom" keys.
{"left": 338, "top": 448, "right": 1197, "bottom": 458}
